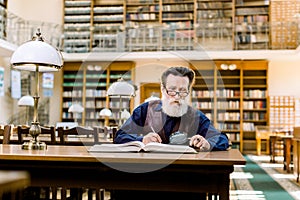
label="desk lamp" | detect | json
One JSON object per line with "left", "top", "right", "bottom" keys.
{"left": 10, "top": 29, "right": 63, "bottom": 150}
{"left": 99, "top": 108, "right": 112, "bottom": 126}
{"left": 68, "top": 103, "right": 84, "bottom": 123}
{"left": 18, "top": 95, "right": 34, "bottom": 125}
{"left": 107, "top": 78, "right": 135, "bottom": 127}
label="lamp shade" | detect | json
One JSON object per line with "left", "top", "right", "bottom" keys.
{"left": 107, "top": 78, "right": 135, "bottom": 96}
{"left": 99, "top": 108, "right": 112, "bottom": 117}
{"left": 10, "top": 30, "right": 63, "bottom": 72}
{"left": 18, "top": 95, "right": 34, "bottom": 107}
{"left": 68, "top": 104, "right": 84, "bottom": 113}
{"left": 121, "top": 109, "right": 131, "bottom": 120}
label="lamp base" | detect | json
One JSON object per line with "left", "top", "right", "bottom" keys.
{"left": 21, "top": 140, "right": 47, "bottom": 150}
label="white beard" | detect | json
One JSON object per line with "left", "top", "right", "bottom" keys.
{"left": 161, "top": 96, "right": 188, "bottom": 117}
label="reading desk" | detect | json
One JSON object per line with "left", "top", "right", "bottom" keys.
{"left": 0, "top": 144, "right": 245, "bottom": 200}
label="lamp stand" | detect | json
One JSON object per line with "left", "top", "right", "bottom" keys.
{"left": 118, "top": 96, "right": 123, "bottom": 127}
{"left": 22, "top": 64, "right": 46, "bottom": 150}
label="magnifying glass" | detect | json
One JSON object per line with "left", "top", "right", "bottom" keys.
{"left": 169, "top": 131, "right": 188, "bottom": 145}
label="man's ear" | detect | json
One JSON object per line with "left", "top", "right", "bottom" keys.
{"left": 160, "top": 84, "right": 164, "bottom": 91}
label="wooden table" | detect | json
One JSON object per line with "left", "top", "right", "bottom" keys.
{"left": 0, "top": 170, "right": 30, "bottom": 198}
{"left": 0, "top": 144, "right": 245, "bottom": 200}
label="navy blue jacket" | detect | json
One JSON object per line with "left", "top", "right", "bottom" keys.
{"left": 115, "top": 100, "right": 229, "bottom": 151}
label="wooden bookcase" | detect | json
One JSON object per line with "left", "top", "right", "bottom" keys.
{"left": 195, "top": 0, "right": 234, "bottom": 50}
{"left": 91, "top": 0, "right": 125, "bottom": 52}
{"left": 64, "top": 0, "right": 92, "bottom": 53}
{"left": 63, "top": 0, "right": 300, "bottom": 52}
{"left": 234, "top": 0, "right": 270, "bottom": 50}
{"left": 61, "top": 61, "right": 135, "bottom": 127}
{"left": 190, "top": 59, "right": 268, "bottom": 153}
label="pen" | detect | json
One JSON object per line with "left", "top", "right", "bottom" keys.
{"left": 150, "top": 125, "right": 155, "bottom": 133}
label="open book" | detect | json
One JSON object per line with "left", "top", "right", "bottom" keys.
{"left": 89, "top": 141, "right": 198, "bottom": 154}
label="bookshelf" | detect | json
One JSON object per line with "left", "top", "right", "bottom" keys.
{"left": 64, "top": 0, "right": 92, "bottom": 53}
{"left": 161, "top": 0, "right": 194, "bottom": 50}
{"left": 190, "top": 59, "right": 268, "bottom": 153}
{"left": 63, "top": 0, "right": 300, "bottom": 52}
{"left": 195, "top": 0, "right": 233, "bottom": 50}
{"left": 61, "top": 61, "right": 135, "bottom": 127}
{"left": 91, "top": 0, "right": 125, "bottom": 52}
{"left": 234, "top": 0, "right": 269, "bottom": 50}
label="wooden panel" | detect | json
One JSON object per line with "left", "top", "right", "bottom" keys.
{"left": 140, "top": 82, "right": 161, "bottom": 104}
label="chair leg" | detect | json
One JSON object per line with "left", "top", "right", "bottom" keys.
{"left": 88, "top": 189, "right": 93, "bottom": 200}
{"left": 51, "top": 187, "right": 57, "bottom": 200}
{"left": 60, "top": 187, "right": 67, "bottom": 200}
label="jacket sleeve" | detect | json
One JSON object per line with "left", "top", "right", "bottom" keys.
{"left": 197, "top": 111, "right": 230, "bottom": 151}
{"left": 114, "top": 102, "right": 149, "bottom": 144}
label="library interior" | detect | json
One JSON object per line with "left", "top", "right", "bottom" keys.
{"left": 0, "top": 0, "right": 300, "bottom": 199}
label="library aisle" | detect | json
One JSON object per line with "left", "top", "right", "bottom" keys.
{"left": 231, "top": 155, "right": 300, "bottom": 200}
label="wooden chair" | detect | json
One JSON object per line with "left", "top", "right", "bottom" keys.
{"left": 57, "top": 126, "right": 95, "bottom": 146}
{"left": 0, "top": 124, "right": 12, "bottom": 144}
{"left": 17, "top": 125, "right": 56, "bottom": 145}
{"left": 93, "top": 126, "right": 111, "bottom": 144}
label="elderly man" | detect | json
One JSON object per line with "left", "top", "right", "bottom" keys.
{"left": 115, "top": 66, "right": 229, "bottom": 151}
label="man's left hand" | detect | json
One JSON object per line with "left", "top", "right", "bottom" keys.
{"left": 189, "top": 135, "right": 210, "bottom": 151}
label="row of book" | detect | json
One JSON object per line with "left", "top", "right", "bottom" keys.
{"left": 217, "top": 101, "right": 240, "bottom": 109}
{"left": 197, "top": 2, "right": 232, "bottom": 9}
{"left": 243, "top": 100, "right": 266, "bottom": 109}
{"left": 197, "top": 10, "right": 232, "bottom": 19}
{"left": 218, "top": 112, "right": 240, "bottom": 121}
{"left": 62, "top": 101, "right": 82, "bottom": 108}
{"left": 63, "top": 90, "right": 83, "bottom": 98}
{"left": 127, "top": 5, "right": 159, "bottom": 13}
{"left": 162, "top": 4, "right": 194, "bottom": 12}
{"left": 85, "top": 100, "right": 106, "bottom": 108}
{"left": 243, "top": 112, "right": 266, "bottom": 120}
{"left": 235, "top": 15, "right": 268, "bottom": 23}
{"left": 85, "top": 90, "right": 107, "bottom": 97}
{"left": 62, "top": 112, "right": 82, "bottom": 119}
{"left": 216, "top": 123, "right": 240, "bottom": 131}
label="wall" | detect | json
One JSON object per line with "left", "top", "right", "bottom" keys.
{"left": 6, "top": 0, "right": 64, "bottom": 126}
{"left": 0, "top": 57, "right": 14, "bottom": 124}
{"left": 268, "top": 59, "right": 300, "bottom": 97}
{"left": 7, "top": 0, "right": 63, "bottom": 25}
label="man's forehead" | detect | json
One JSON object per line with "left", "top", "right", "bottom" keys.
{"left": 166, "top": 74, "right": 189, "bottom": 85}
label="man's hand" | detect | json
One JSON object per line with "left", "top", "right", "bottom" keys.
{"left": 189, "top": 135, "right": 210, "bottom": 151}
{"left": 142, "top": 132, "right": 162, "bottom": 144}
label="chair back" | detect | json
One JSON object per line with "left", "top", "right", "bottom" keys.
{"left": 0, "top": 124, "right": 12, "bottom": 144}
{"left": 57, "top": 126, "right": 95, "bottom": 145}
{"left": 17, "top": 125, "right": 56, "bottom": 145}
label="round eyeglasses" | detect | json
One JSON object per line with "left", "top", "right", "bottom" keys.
{"left": 165, "top": 88, "right": 189, "bottom": 97}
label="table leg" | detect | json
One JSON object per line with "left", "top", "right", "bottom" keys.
{"left": 256, "top": 138, "right": 261, "bottom": 155}
{"left": 284, "top": 138, "right": 292, "bottom": 173}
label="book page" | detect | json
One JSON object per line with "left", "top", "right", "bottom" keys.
{"left": 89, "top": 141, "right": 145, "bottom": 152}
{"left": 143, "top": 143, "right": 197, "bottom": 154}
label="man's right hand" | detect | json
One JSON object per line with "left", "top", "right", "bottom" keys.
{"left": 142, "top": 132, "right": 162, "bottom": 144}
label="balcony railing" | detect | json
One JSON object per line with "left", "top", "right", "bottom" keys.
{"left": 2, "top": 11, "right": 300, "bottom": 53}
